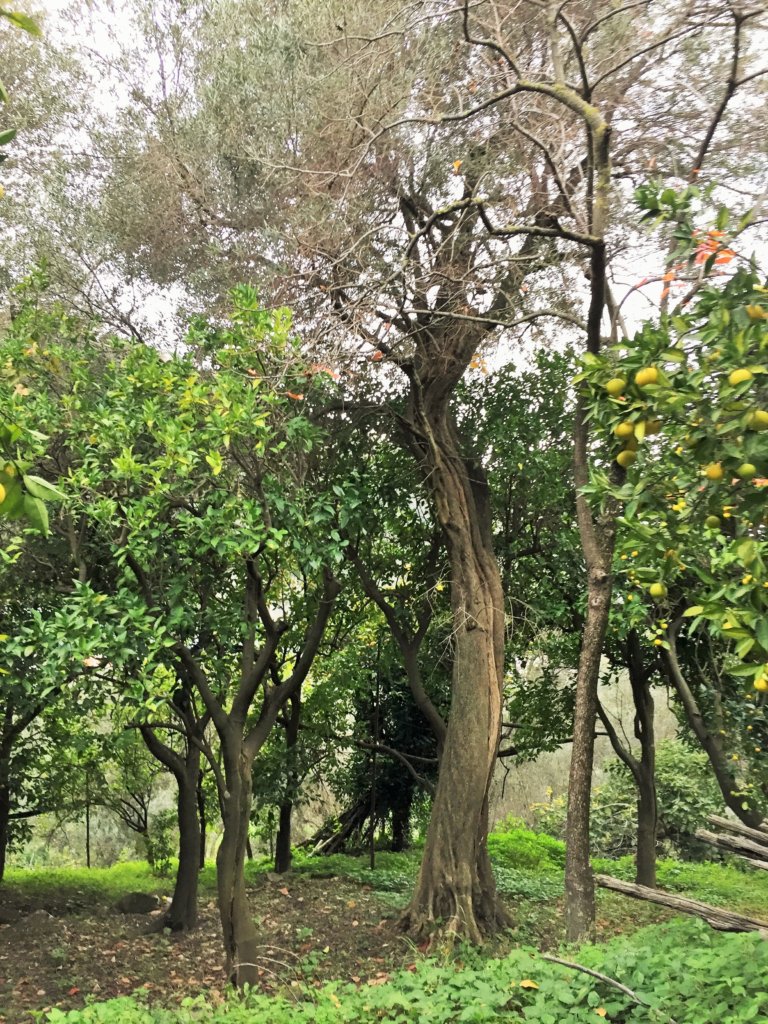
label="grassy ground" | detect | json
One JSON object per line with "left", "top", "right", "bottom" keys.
{"left": 1, "top": 829, "right": 767, "bottom": 1023}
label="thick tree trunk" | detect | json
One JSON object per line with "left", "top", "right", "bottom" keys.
{"left": 163, "top": 754, "right": 202, "bottom": 932}
{"left": 217, "top": 738, "right": 259, "bottom": 986}
{"left": 401, "top": 408, "right": 508, "bottom": 944}
{"left": 140, "top": 726, "right": 202, "bottom": 931}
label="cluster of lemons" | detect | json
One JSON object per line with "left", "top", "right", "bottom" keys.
{"left": 604, "top": 367, "right": 661, "bottom": 468}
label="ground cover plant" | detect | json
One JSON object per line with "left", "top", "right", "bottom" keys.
{"left": 3, "top": 829, "right": 768, "bottom": 1023}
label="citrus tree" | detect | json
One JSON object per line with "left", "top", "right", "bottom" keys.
{"left": 0, "top": 284, "right": 356, "bottom": 980}
{"left": 578, "top": 201, "right": 768, "bottom": 828}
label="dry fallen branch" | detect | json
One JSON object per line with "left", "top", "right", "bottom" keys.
{"left": 595, "top": 874, "right": 768, "bottom": 935}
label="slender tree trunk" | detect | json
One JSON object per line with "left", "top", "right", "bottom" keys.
{"left": 0, "top": 785, "right": 10, "bottom": 883}
{"left": 217, "top": 734, "right": 259, "bottom": 985}
{"left": 164, "top": 751, "right": 202, "bottom": 932}
{"left": 401, "top": 408, "right": 509, "bottom": 943}
{"left": 391, "top": 790, "right": 412, "bottom": 852}
{"left": 564, "top": 565, "right": 612, "bottom": 941}
{"left": 85, "top": 772, "right": 91, "bottom": 869}
{"left": 636, "top": 772, "right": 657, "bottom": 888}
{"left": 274, "top": 801, "right": 293, "bottom": 874}
{"left": 664, "top": 631, "right": 764, "bottom": 829}
{"left": 628, "top": 635, "right": 657, "bottom": 888}
{"left": 197, "top": 768, "right": 207, "bottom": 870}
{"left": 274, "top": 691, "right": 300, "bottom": 874}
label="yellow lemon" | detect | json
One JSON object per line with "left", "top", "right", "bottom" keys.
{"left": 704, "top": 515, "right": 721, "bottom": 529}
{"left": 737, "top": 463, "right": 757, "bottom": 479}
{"left": 754, "top": 676, "right": 768, "bottom": 693}
{"left": 605, "top": 377, "right": 627, "bottom": 396}
{"left": 649, "top": 582, "right": 668, "bottom": 599}
{"left": 704, "top": 462, "right": 724, "bottom": 481}
{"left": 635, "top": 366, "right": 659, "bottom": 388}
{"left": 747, "top": 410, "right": 768, "bottom": 431}
{"left": 728, "top": 368, "right": 754, "bottom": 386}
{"left": 616, "top": 449, "right": 637, "bottom": 469}
{"left": 614, "top": 421, "right": 635, "bottom": 439}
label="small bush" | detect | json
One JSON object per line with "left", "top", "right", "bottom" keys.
{"left": 487, "top": 827, "right": 566, "bottom": 871}
{"left": 532, "top": 740, "right": 724, "bottom": 858}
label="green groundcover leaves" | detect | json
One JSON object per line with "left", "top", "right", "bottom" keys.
{"left": 45, "top": 918, "right": 766, "bottom": 1024}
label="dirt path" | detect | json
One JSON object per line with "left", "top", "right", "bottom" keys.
{"left": 0, "top": 874, "right": 405, "bottom": 1023}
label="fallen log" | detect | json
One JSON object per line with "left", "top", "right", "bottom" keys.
{"left": 595, "top": 874, "right": 768, "bottom": 935}
{"left": 695, "top": 827, "right": 768, "bottom": 863}
{"left": 707, "top": 814, "right": 768, "bottom": 847}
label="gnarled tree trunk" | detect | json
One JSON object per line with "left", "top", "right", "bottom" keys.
{"left": 401, "top": 401, "right": 509, "bottom": 943}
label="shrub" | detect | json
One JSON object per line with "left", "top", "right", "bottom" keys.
{"left": 532, "top": 740, "right": 724, "bottom": 858}
{"left": 487, "top": 825, "right": 566, "bottom": 871}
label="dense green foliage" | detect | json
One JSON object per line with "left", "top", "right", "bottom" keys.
{"left": 533, "top": 742, "right": 724, "bottom": 858}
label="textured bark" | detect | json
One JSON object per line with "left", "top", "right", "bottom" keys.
{"left": 565, "top": 566, "right": 611, "bottom": 941}
{"left": 596, "top": 874, "right": 768, "bottom": 934}
{"left": 635, "top": 779, "right": 657, "bottom": 889}
{"left": 695, "top": 828, "right": 768, "bottom": 863}
{"left": 707, "top": 815, "right": 768, "bottom": 845}
{"left": 400, "top": 404, "right": 508, "bottom": 943}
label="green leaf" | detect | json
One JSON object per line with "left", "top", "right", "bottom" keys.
{"left": 0, "top": 78, "right": 8, "bottom": 104}
{"left": 735, "top": 636, "right": 755, "bottom": 658}
{"left": 22, "top": 474, "right": 66, "bottom": 502}
{"left": 683, "top": 605, "right": 704, "bottom": 617}
{"left": 0, "top": 127, "right": 17, "bottom": 146}
{"left": 0, "top": 479, "right": 24, "bottom": 518}
{"left": 22, "top": 493, "right": 49, "bottom": 535}
{"left": 0, "top": 10, "right": 42, "bottom": 34}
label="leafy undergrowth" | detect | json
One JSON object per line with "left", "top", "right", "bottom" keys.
{"left": 2, "top": 863, "right": 175, "bottom": 909}
{"left": 42, "top": 919, "right": 768, "bottom": 1024}
{"left": 2, "top": 828, "right": 767, "bottom": 1023}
